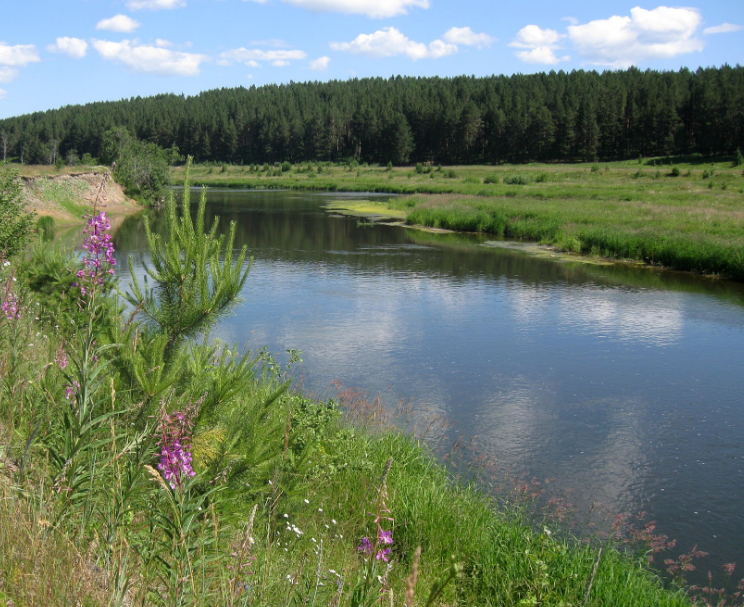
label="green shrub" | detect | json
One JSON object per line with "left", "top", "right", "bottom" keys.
{"left": 504, "top": 174, "right": 530, "bottom": 185}
{"left": 0, "top": 167, "right": 34, "bottom": 256}
{"left": 591, "top": 164, "right": 600, "bottom": 172}
{"left": 535, "top": 172, "right": 548, "bottom": 183}
{"left": 446, "top": 169, "right": 457, "bottom": 179}
{"left": 36, "top": 215, "right": 56, "bottom": 241}
{"left": 281, "top": 161, "right": 292, "bottom": 172}
{"left": 483, "top": 173, "right": 500, "bottom": 184}
{"left": 670, "top": 167, "right": 680, "bottom": 177}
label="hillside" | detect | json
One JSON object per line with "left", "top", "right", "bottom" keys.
{"left": 1, "top": 67, "right": 743, "bottom": 167}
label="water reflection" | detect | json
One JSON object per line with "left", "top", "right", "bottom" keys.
{"left": 113, "top": 189, "right": 744, "bottom": 579}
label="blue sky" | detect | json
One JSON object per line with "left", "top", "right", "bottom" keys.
{"left": 0, "top": 0, "right": 742, "bottom": 119}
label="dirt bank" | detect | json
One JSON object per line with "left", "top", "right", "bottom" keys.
{"left": 21, "top": 170, "right": 142, "bottom": 225}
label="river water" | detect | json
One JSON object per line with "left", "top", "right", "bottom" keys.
{"left": 114, "top": 189, "right": 744, "bottom": 579}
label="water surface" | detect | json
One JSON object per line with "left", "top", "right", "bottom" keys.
{"left": 115, "top": 189, "right": 744, "bottom": 579}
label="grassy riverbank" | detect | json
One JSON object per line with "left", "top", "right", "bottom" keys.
{"left": 0, "top": 166, "right": 717, "bottom": 606}
{"left": 175, "top": 158, "right": 744, "bottom": 280}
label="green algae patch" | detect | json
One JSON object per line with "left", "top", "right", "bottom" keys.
{"left": 323, "top": 200, "right": 407, "bottom": 221}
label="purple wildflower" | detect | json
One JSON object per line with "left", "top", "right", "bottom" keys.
{"left": 75, "top": 211, "right": 116, "bottom": 298}
{"left": 358, "top": 536, "right": 372, "bottom": 555}
{"left": 56, "top": 350, "right": 68, "bottom": 370}
{"left": 157, "top": 408, "right": 197, "bottom": 490}
{"left": 1, "top": 296, "right": 20, "bottom": 320}
{"left": 378, "top": 529, "right": 393, "bottom": 545}
{"left": 376, "top": 547, "right": 391, "bottom": 562}
{"left": 65, "top": 380, "right": 81, "bottom": 400}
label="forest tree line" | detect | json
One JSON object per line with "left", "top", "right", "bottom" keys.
{"left": 1, "top": 65, "right": 743, "bottom": 166}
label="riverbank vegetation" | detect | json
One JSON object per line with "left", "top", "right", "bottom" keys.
{"left": 0, "top": 162, "right": 714, "bottom": 606}
{"left": 2, "top": 67, "right": 744, "bottom": 166}
{"left": 175, "top": 158, "right": 744, "bottom": 280}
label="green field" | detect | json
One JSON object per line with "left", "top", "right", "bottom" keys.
{"left": 174, "top": 158, "right": 744, "bottom": 281}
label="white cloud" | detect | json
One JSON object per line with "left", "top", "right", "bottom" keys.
{"left": 272, "top": 59, "right": 289, "bottom": 66}
{"left": 221, "top": 48, "right": 307, "bottom": 65}
{"left": 704, "top": 23, "right": 742, "bottom": 35}
{"left": 443, "top": 27, "right": 495, "bottom": 48}
{"left": 273, "top": 0, "right": 428, "bottom": 19}
{"left": 0, "top": 88, "right": 6, "bottom": 100}
{"left": 567, "top": 6, "right": 704, "bottom": 68}
{"left": 562, "top": 16, "right": 579, "bottom": 26}
{"left": 47, "top": 37, "right": 88, "bottom": 59}
{"left": 0, "top": 67, "right": 18, "bottom": 82}
{"left": 510, "top": 25, "right": 563, "bottom": 49}
{"left": 96, "top": 14, "right": 141, "bottom": 33}
{"left": 331, "top": 27, "right": 456, "bottom": 60}
{"left": 92, "top": 39, "right": 208, "bottom": 75}
{"left": 0, "top": 44, "right": 41, "bottom": 67}
{"left": 126, "top": 0, "right": 185, "bottom": 10}
{"left": 156, "top": 39, "right": 174, "bottom": 48}
{"left": 510, "top": 25, "right": 568, "bottom": 64}
{"left": 516, "top": 47, "right": 567, "bottom": 65}
{"left": 310, "top": 56, "right": 330, "bottom": 71}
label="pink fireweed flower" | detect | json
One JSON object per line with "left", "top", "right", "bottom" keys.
{"left": 65, "top": 380, "right": 81, "bottom": 400}
{"left": 157, "top": 408, "right": 197, "bottom": 490}
{"left": 56, "top": 350, "right": 68, "bottom": 370}
{"left": 358, "top": 537, "right": 372, "bottom": 555}
{"left": 376, "top": 547, "right": 391, "bottom": 562}
{"left": 75, "top": 211, "right": 116, "bottom": 297}
{"left": 1, "top": 295, "right": 20, "bottom": 320}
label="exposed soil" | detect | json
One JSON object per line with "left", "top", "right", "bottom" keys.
{"left": 21, "top": 171, "right": 142, "bottom": 224}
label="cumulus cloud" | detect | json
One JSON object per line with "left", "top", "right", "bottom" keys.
{"left": 96, "top": 14, "right": 141, "bottom": 33}
{"left": 47, "top": 37, "right": 88, "bottom": 59}
{"left": 221, "top": 48, "right": 307, "bottom": 65}
{"left": 510, "top": 25, "right": 567, "bottom": 65}
{"left": 0, "top": 43, "right": 41, "bottom": 67}
{"left": 515, "top": 47, "right": 566, "bottom": 65}
{"left": 510, "top": 25, "right": 563, "bottom": 49}
{"left": 126, "top": 0, "right": 185, "bottom": 10}
{"left": 443, "top": 27, "right": 495, "bottom": 48}
{"left": 567, "top": 6, "right": 704, "bottom": 67}
{"left": 261, "top": 0, "right": 428, "bottom": 19}
{"left": 92, "top": 39, "right": 208, "bottom": 75}
{"left": 156, "top": 39, "right": 174, "bottom": 48}
{"left": 704, "top": 23, "right": 742, "bottom": 35}
{"left": 310, "top": 56, "right": 330, "bottom": 71}
{"left": 331, "top": 27, "right": 456, "bottom": 60}
{"left": 0, "top": 67, "right": 18, "bottom": 83}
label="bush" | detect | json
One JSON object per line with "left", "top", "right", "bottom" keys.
{"left": 504, "top": 174, "right": 530, "bottom": 185}
{"left": 535, "top": 172, "right": 548, "bottom": 183}
{"left": 0, "top": 167, "right": 34, "bottom": 257}
{"left": 483, "top": 173, "right": 500, "bottom": 184}
{"left": 281, "top": 161, "right": 292, "bottom": 172}
{"left": 446, "top": 169, "right": 457, "bottom": 179}
{"left": 670, "top": 167, "right": 680, "bottom": 177}
{"left": 36, "top": 216, "right": 55, "bottom": 241}
{"left": 415, "top": 163, "right": 424, "bottom": 174}
{"left": 590, "top": 164, "right": 600, "bottom": 172}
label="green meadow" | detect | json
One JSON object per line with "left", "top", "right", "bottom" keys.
{"left": 175, "top": 157, "right": 744, "bottom": 280}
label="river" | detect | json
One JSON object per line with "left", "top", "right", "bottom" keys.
{"left": 114, "top": 188, "right": 744, "bottom": 581}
